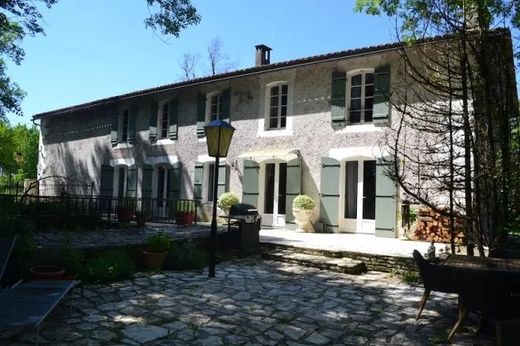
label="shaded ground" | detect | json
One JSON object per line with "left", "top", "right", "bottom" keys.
{"left": 0, "top": 259, "right": 498, "bottom": 345}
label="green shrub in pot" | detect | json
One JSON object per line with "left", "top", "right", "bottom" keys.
{"left": 292, "top": 195, "right": 316, "bottom": 210}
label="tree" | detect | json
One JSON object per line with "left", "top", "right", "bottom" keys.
{"left": 0, "top": 123, "right": 39, "bottom": 190}
{"left": 177, "top": 37, "right": 237, "bottom": 80}
{"left": 355, "top": 0, "right": 520, "bottom": 252}
{"left": 178, "top": 52, "right": 200, "bottom": 80}
{"left": 207, "top": 37, "right": 236, "bottom": 76}
{"left": 0, "top": 0, "right": 201, "bottom": 120}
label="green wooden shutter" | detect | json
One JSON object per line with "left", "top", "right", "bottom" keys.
{"left": 285, "top": 157, "right": 301, "bottom": 227}
{"left": 375, "top": 157, "right": 397, "bottom": 237}
{"left": 373, "top": 64, "right": 391, "bottom": 126}
{"left": 126, "top": 165, "right": 138, "bottom": 197}
{"left": 331, "top": 71, "right": 347, "bottom": 123}
{"left": 193, "top": 162, "right": 204, "bottom": 199}
{"left": 196, "top": 94, "right": 206, "bottom": 138}
{"left": 142, "top": 164, "right": 153, "bottom": 199}
{"left": 242, "top": 160, "right": 260, "bottom": 207}
{"left": 168, "top": 162, "right": 182, "bottom": 201}
{"left": 110, "top": 113, "right": 119, "bottom": 146}
{"left": 100, "top": 165, "right": 114, "bottom": 197}
{"left": 216, "top": 164, "right": 229, "bottom": 198}
{"left": 168, "top": 100, "right": 178, "bottom": 140}
{"left": 320, "top": 157, "right": 340, "bottom": 232}
{"left": 149, "top": 102, "right": 158, "bottom": 141}
{"left": 220, "top": 89, "right": 231, "bottom": 123}
{"left": 128, "top": 106, "right": 137, "bottom": 144}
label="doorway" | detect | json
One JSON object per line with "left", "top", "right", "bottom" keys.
{"left": 342, "top": 159, "right": 376, "bottom": 233}
{"left": 260, "top": 162, "right": 287, "bottom": 227}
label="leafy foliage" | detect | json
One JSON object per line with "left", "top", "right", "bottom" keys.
{"left": 292, "top": 195, "right": 316, "bottom": 210}
{"left": 165, "top": 242, "right": 207, "bottom": 270}
{"left": 144, "top": 0, "right": 201, "bottom": 37}
{"left": 1, "top": 0, "right": 200, "bottom": 118}
{"left": 146, "top": 232, "right": 171, "bottom": 253}
{"left": 82, "top": 250, "right": 135, "bottom": 284}
{"left": 0, "top": 122, "right": 38, "bottom": 186}
{"left": 218, "top": 192, "right": 240, "bottom": 209}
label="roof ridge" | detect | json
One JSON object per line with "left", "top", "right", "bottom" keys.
{"left": 33, "top": 28, "right": 510, "bottom": 119}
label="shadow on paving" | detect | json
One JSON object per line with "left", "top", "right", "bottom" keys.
{"left": 1, "top": 258, "right": 513, "bottom": 345}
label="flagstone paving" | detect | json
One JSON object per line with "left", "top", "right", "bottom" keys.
{"left": 1, "top": 259, "right": 493, "bottom": 345}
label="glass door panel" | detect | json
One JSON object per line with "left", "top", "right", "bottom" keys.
{"left": 264, "top": 163, "right": 275, "bottom": 214}
{"left": 344, "top": 161, "right": 358, "bottom": 219}
{"left": 362, "top": 160, "right": 376, "bottom": 220}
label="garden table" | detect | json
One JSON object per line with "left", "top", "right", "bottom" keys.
{"left": 443, "top": 254, "right": 520, "bottom": 288}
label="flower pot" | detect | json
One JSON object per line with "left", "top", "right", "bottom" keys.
{"left": 292, "top": 208, "right": 314, "bottom": 232}
{"left": 30, "top": 265, "right": 65, "bottom": 280}
{"left": 182, "top": 213, "right": 194, "bottom": 225}
{"left": 143, "top": 251, "right": 168, "bottom": 271}
{"left": 117, "top": 208, "right": 133, "bottom": 223}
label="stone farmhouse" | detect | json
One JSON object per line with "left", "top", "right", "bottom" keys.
{"left": 34, "top": 32, "right": 510, "bottom": 238}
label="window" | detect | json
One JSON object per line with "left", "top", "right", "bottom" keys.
{"left": 115, "top": 166, "right": 127, "bottom": 198}
{"left": 348, "top": 71, "right": 374, "bottom": 124}
{"left": 268, "top": 83, "right": 288, "bottom": 129}
{"left": 121, "top": 110, "right": 129, "bottom": 142}
{"left": 158, "top": 103, "right": 169, "bottom": 139}
{"left": 156, "top": 166, "right": 168, "bottom": 207}
{"left": 207, "top": 163, "right": 215, "bottom": 201}
{"left": 258, "top": 80, "right": 293, "bottom": 137}
{"left": 206, "top": 92, "right": 223, "bottom": 122}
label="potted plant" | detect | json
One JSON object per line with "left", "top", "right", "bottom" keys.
{"left": 292, "top": 195, "right": 316, "bottom": 232}
{"left": 135, "top": 211, "right": 148, "bottom": 227}
{"left": 176, "top": 200, "right": 195, "bottom": 225}
{"left": 116, "top": 197, "right": 135, "bottom": 223}
{"left": 218, "top": 192, "right": 240, "bottom": 216}
{"left": 59, "top": 237, "right": 85, "bottom": 279}
{"left": 143, "top": 232, "right": 171, "bottom": 271}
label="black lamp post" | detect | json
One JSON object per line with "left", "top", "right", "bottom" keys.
{"left": 204, "top": 119, "right": 235, "bottom": 278}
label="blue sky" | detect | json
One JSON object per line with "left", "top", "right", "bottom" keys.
{"left": 6, "top": 0, "right": 397, "bottom": 125}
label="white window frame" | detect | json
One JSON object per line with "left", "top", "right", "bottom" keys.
{"left": 346, "top": 69, "right": 375, "bottom": 125}
{"left": 258, "top": 80, "right": 294, "bottom": 138}
{"left": 119, "top": 109, "right": 130, "bottom": 143}
{"left": 157, "top": 102, "right": 170, "bottom": 140}
{"left": 206, "top": 91, "right": 223, "bottom": 123}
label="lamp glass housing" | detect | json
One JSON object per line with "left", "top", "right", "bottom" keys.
{"left": 204, "top": 120, "right": 235, "bottom": 157}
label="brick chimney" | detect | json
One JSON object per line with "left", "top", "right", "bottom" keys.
{"left": 255, "top": 44, "right": 272, "bottom": 67}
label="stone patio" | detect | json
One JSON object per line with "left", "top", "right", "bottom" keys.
{"left": 0, "top": 258, "right": 495, "bottom": 345}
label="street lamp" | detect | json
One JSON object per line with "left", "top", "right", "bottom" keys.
{"left": 204, "top": 119, "right": 235, "bottom": 278}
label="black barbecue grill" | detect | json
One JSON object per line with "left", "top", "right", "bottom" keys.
{"left": 229, "top": 203, "right": 260, "bottom": 223}
{"left": 225, "top": 203, "right": 260, "bottom": 256}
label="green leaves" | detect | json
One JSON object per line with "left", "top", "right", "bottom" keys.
{"left": 0, "top": 0, "right": 200, "bottom": 118}
{"left": 144, "top": 0, "right": 201, "bottom": 37}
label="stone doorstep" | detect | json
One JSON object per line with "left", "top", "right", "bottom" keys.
{"left": 262, "top": 249, "right": 368, "bottom": 275}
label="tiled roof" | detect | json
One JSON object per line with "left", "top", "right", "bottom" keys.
{"left": 32, "top": 28, "right": 509, "bottom": 119}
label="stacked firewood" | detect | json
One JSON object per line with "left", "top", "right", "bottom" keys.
{"left": 411, "top": 207, "right": 465, "bottom": 243}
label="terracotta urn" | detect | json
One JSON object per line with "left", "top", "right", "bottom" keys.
{"left": 143, "top": 251, "right": 168, "bottom": 271}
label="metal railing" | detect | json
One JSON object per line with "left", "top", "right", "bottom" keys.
{"left": 0, "top": 194, "right": 200, "bottom": 226}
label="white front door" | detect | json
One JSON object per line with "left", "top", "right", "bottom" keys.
{"left": 340, "top": 159, "right": 376, "bottom": 233}
{"left": 259, "top": 161, "right": 287, "bottom": 227}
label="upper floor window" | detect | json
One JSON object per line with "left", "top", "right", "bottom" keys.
{"left": 158, "top": 103, "right": 170, "bottom": 139}
{"left": 207, "top": 92, "right": 223, "bottom": 122}
{"left": 121, "top": 110, "right": 129, "bottom": 142}
{"left": 348, "top": 70, "right": 374, "bottom": 124}
{"left": 268, "top": 83, "right": 288, "bottom": 130}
